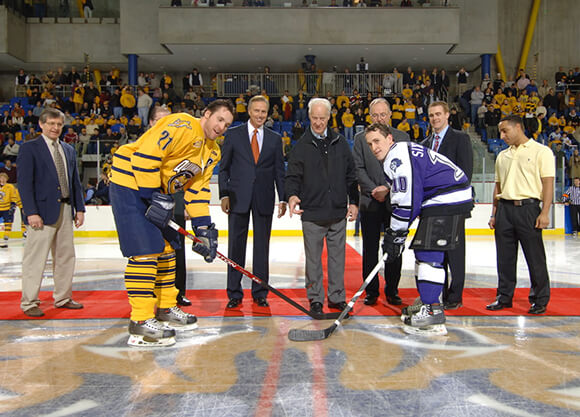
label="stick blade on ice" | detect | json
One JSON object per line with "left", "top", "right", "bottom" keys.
{"left": 287, "top": 324, "right": 337, "bottom": 342}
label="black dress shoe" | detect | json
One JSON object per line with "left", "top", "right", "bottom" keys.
{"left": 226, "top": 298, "right": 242, "bottom": 309}
{"left": 486, "top": 299, "right": 512, "bottom": 311}
{"left": 364, "top": 295, "right": 378, "bottom": 306}
{"left": 386, "top": 295, "right": 402, "bottom": 305}
{"left": 310, "top": 302, "right": 323, "bottom": 314}
{"left": 443, "top": 300, "right": 463, "bottom": 310}
{"left": 254, "top": 297, "right": 269, "bottom": 307}
{"left": 177, "top": 295, "right": 192, "bottom": 306}
{"left": 328, "top": 301, "right": 348, "bottom": 311}
{"left": 528, "top": 304, "right": 546, "bottom": 314}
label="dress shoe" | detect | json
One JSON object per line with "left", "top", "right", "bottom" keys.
{"left": 254, "top": 297, "right": 269, "bottom": 307}
{"left": 226, "top": 298, "right": 242, "bottom": 309}
{"left": 58, "top": 300, "right": 83, "bottom": 309}
{"left": 386, "top": 295, "right": 402, "bottom": 305}
{"left": 485, "top": 299, "right": 512, "bottom": 311}
{"left": 443, "top": 300, "right": 463, "bottom": 310}
{"left": 23, "top": 306, "right": 44, "bottom": 317}
{"left": 177, "top": 295, "right": 192, "bottom": 306}
{"left": 328, "top": 301, "right": 348, "bottom": 311}
{"left": 363, "top": 295, "right": 378, "bottom": 306}
{"left": 528, "top": 304, "right": 546, "bottom": 314}
{"left": 310, "top": 301, "right": 323, "bottom": 314}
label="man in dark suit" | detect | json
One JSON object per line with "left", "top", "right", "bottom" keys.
{"left": 219, "top": 95, "right": 286, "bottom": 308}
{"left": 422, "top": 101, "right": 473, "bottom": 309}
{"left": 353, "top": 98, "right": 410, "bottom": 306}
{"left": 17, "top": 108, "right": 86, "bottom": 317}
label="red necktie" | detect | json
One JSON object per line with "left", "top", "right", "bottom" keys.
{"left": 251, "top": 129, "right": 260, "bottom": 164}
{"left": 433, "top": 134, "right": 441, "bottom": 152}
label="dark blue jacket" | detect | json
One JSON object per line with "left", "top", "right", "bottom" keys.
{"left": 17, "top": 136, "right": 85, "bottom": 225}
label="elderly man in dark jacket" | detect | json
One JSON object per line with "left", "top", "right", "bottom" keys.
{"left": 286, "top": 98, "right": 359, "bottom": 315}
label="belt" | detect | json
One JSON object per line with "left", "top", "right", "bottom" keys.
{"left": 500, "top": 198, "right": 539, "bottom": 207}
{"left": 58, "top": 197, "right": 71, "bottom": 204}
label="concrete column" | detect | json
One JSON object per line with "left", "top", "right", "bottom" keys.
{"left": 128, "top": 54, "right": 138, "bottom": 86}
{"left": 481, "top": 54, "right": 491, "bottom": 80}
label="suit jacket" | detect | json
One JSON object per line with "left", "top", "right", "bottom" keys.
{"left": 17, "top": 136, "right": 85, "bottom": 225}
{"left": 421, "top": 127, "right": 473, "bottom": 182}
{"left": 353, "top": 127, "right": 410, "bottom": 211}
{"left": 218, "top": 123, "right": 285, "bottom": 216}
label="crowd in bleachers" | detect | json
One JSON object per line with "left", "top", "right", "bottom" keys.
{"left": 459, "top": 67, "right": 579, "bottom": 185}
{"left": 2, "top": 64, "right": 579, "bottom": 192}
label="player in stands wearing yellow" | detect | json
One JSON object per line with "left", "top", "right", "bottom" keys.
{"left": 0, "top": 172, "right": 21, "bottom": 248}
{"left": 109, "top": 99, "right": 234, "bottom": 347}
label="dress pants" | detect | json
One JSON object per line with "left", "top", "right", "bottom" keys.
{"left": 570, "top": 205, "right": 580, "bottom": 232}
{"left": 226, "top": 208, "right": 273, "bottom": 300}
{"left": 360, "top": 208, "right": 402, "bottom": 298}
{"left": 442, "top": 217, "right": 466, "bottom": 304}
{"left": 494, "top": 200, "right": 550, "bottom": 306}
{"left": 21, "top": 203, "right": 76, "bottom": 311}
{"left": 302, "top": 218, "right": 346, "bottom": 304}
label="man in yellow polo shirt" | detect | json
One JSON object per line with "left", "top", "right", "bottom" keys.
{"left": 486, "top": 115, "right": 554, "bottom": 315}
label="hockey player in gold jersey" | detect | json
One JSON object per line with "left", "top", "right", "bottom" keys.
{"left": 109, "top": 99, "right": 234, "bottom": 347}
{"left": 0, "top": 172, "right": 22, "bottom": 248}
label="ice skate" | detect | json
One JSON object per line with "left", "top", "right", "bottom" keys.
{"left": 128, "top": 318, "right": 176, "bottom": 347}
{"left": 400, "top": 297, "right": 423, "bottom": 322}
{"left": 402, "top": 304, "right": 447, "bottom": 336}
{"left": 156, "top": 306, "right": 198, "bottom": 331}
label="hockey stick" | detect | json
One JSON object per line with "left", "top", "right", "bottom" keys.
{"left": 167, "top": 220, "right": 343, "bottom": 321}
{"left": 288, "top": 252, "right": 388, "bottom": 342}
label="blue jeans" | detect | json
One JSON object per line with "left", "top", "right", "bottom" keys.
{"left": 344, "top": 126, "right": 353, "bottom": 142}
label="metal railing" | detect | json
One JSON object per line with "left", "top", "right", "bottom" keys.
{"left": 216, "top": 72, "right": 408, "bottom": 97}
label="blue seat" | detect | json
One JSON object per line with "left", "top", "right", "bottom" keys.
{"left": 111, "top": 123, "right": 125, "bottom": 133}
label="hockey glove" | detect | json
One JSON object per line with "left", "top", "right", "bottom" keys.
{"left": 192, "top": 223, "right": 218, "bottom": 263}
{"left": 8, "top": 203, "right": 16, "bottom": 217}
{"left": 145, "top": 192, "right": 175, "bottom": 229}
{"left": 382, "top": 228, "right": 408, "bottom": 263}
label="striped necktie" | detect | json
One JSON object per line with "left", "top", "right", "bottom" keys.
{"left": 433, "top": 134, "right": 441, "bottom": 152}
{"left": 52, "top": 140, "right": 69, "bottom": 198}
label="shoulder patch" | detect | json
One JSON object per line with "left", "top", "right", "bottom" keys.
{"left": 167, "top": 118, "right": 192, "bottom": 130}
{"left": 390, "top": 158, "right": 403, "bottom": 172}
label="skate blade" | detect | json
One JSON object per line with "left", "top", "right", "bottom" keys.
{"left": 127, "top": 334, "right": 176, "bottom": 347}
{"left": 402, "top": 324, "right": 447, "bottom": 336}
{"left": 161, "top": 322, "right": 198, "bottom": 332}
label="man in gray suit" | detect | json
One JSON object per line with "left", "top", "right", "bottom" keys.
{"left": 352, "top": 98, "right": 410, "bottom": 306}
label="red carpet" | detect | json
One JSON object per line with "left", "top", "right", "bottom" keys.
{"left": 2, "top": 244, "right": 577, "bottom": 319}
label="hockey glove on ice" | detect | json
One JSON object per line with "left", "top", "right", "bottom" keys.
{"left": 382, "top": 228, "right": 408, "bottom": 262}
{"left": 192, "top": 223, "right": 218, "bottom": 263}
{"left": 145, "top": 192, "right": 175, "bottom": 229}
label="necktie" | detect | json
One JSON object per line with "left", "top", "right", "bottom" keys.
{"left": 52, "top": 140, "right": 69, "bottom": 198}
{"left": 251, "top": 129, "right": 260, "bottom": 164}
{"left": 433, "top": 134, "right": 441, "bottom": 152}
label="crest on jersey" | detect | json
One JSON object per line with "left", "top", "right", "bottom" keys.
{"left": 167, "top": 160, "right": 201, "bottom": 193}
{"left": 192, "top": 140, "right": 203, "bottom": 149}
{"left": 390, "top": 158, "right": 403, "bottom": 172}
{"left": 0, "top": 190, "right": 5, "bottom": 201}
{"left": 167, "top": 119, "right": 192, "bottom": 130}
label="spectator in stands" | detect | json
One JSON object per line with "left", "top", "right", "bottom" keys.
{"left": 0, "top": 159, "right": 17, "bottom": 184}
{"left": 2, "top": 137, "right": 20, "bottom": 162}
{"left": 63, "top": 127, "right": 78, "bottom": 146}
{"left": 342, "top": 107, "right": 354, "bottom": 141}
{"left": 295, "top": 90, "right": 308, "bottom": 123}
{"left": 456, "top": 67, "right": 469, "bottom": 96}
{"left": 24, "top": 127, "right": 38, "bottom": 142}
{"left": 82, "top": 0, "right": 94, "bottom": 18}
{"left": 449, "top": 106, "right": 461, "bottom": 130}
{"left": 83, "top": 81, "right": 99, "bottom": 105}
{"left": 15, "top": 68, "right": 29, "bottom": 86}
{"left": 77, "top": 127, "right": 90, "bottom": 156}
{"left": 400, "top": 0, "right": 412, "bottom": 6}
{"left": 137, "top": 87, "right": 153, "bottom": 125}
{"left": 72, "top": 80, "right": 84, "bottom": 114}
{"left": 94, "top": 171, "right": 110, "bottom": 205}
{"left": 485, "top": 103, "right": 501, "bottom": 139}
{"left": 439, "top": 69, "right": 450, "bottom": 100}
{"left": 403, "top": 66, "right": 415, "bottom": 86}
{"left": 516, "top": 69, "right": 531, "bottom": 92}
{"left": 23, "top": 110, "right": 38, "bottom": 130}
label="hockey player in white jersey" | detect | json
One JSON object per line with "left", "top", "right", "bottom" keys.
{"left": 365, "top": 123, "right": 473, "bottom": 335}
